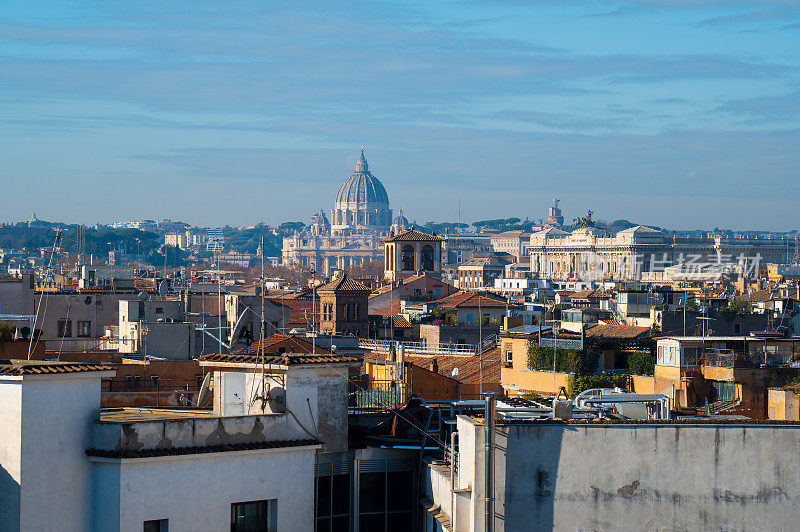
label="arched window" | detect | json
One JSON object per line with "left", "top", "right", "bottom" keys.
{"left": 421, "top": 245, "right": 434, "bottom": 271}
{"left": 402, "top": 245, "right": 415, "bottom": 271}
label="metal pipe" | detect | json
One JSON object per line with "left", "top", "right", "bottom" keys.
{"left": 484, "top": 392, "right": 496, "bottom": 532}
{"left": 450, "top": 431, "right": 459, "bottom": 532}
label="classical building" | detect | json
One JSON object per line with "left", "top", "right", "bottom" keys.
{"left": 457, "top": 257, "right": 505, "bottom": 291}
{"left": 490, "top": 230, "right": 531, "bottom": 260}
{"left": 528, "top": 225, "right": 793, "bottom": 281}
{"left": 317, "top": 272, "right": 371, "bottom": 337}
{"left": 383, "top": 228, "right": 444, "bottom": 282}
{"left": 282, "top": 150, "right": 393, "bottom": 275}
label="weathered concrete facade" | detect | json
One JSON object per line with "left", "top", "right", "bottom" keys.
{"left": 432, "top": 416, "right": 800, "bottom": 531}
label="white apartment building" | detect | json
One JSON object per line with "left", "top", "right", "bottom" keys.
{"left": 0, "top": 350, "right": 363, "bottom": 532}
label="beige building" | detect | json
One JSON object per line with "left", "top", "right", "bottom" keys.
{"left": 490, "top": 230, "right": 531, "bottom": 260}
{"left": 528, "top": 225, "right": 788, "bottom": 281}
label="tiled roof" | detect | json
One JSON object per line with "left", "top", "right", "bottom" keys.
{"left": 200, "top": 352, "right": 359, "bottom": 366}
{"left": 365, "top": 349, "right": 502, "bottom": 385}
{"left": 391, "top": 315, "right": 413, "bottom": 328}
{"left": 232, "top": 334, "right": 332, "bottom": 355}
{"left": 428, "top": 292, "right": 508, "bottom": 309}
{"left": 584, "top": 324, "right": 650, "bottom": 339}
{"left": 317, "top": 273, "right": 371, "bottom": 293}
{"left": 0, "top": 359, "right": 114, "bottom": 375}
{"left": 85, "top": 438, "right": 321, "bottom": 459}
{"left": 267, "top": 298, "right": 314, "bottom": 326}
{"left": 384, "top": 228, "right": 443, "bottom": 242}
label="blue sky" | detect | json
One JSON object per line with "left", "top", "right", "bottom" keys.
{"left": 1, "top": 0, "right": 799, "bottom": 230}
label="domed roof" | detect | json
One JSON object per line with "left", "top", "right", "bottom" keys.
{"left": 335, "top": 149, "right": 389, "bottom": 206}
{"left": 392, "top": 209, "right": 409, "bottom": 226}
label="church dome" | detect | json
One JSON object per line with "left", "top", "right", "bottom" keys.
{"left": 335, "top": 149, "right": 389, "bottom": 206}
{"left": 392, "top": 210, "right": 409, "bottom": 227}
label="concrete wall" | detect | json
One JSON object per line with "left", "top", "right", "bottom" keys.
{"left": 91, "top": 413, "right": 308, "bottom": 452}
{"left": 0, "top": 378, "right": 22, "bottom": 532}
{"left": 34, "top": 293, "right": 130, "bottom": 339}
{"left": 212, "top": 365, "right": 352, "bottom": 452}
{"left": 90, "top": 446, "right": 316, "bottom": 532}
{"left": 19, "top": 373, "right": 108, "bottom": 532}
{"left": 447, "top": 416, "right": 800, "bottom": 531}
{"left": 0, "top": 275, "right": 34, "bottom": 316}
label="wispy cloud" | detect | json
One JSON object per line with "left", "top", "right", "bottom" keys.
{"left": 699, "top": 8, "right": 796, "bottom": 26}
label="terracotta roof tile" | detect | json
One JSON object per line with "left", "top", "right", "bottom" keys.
{"left": 0, "top": 360, "right": 114, "bottom": 375}
{"left": 584, "top": 324, "right": 650, "bottom": 339}
{"left": 232, "top": 334, "right": 332, "bottom": 355}
{"left": 384, "top": 228, "right": 443, "bottom": 242}
{"left": 428, "top": 292, "right": 509, "bottom": 309}
{"left": 317, "top": 273, "right": 371, "bottom": 293}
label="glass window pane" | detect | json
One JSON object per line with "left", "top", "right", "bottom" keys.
{"left": 317, "top": 476, "right": 332, "bottom": 517}
{"left": 332, "top": 474, "right": 349, "bottom": 515}
{"left": 359, "top": 472, "right": 385, "bottom": 513}
{"left": 387, "top": 471, "right": 413, "bottom": 512}
{"left": 387, "top": 512, "right": 412, "bottom": 532}
{"left": 231, "top": 501, "right": 268, "bottom": 532}
{"left": 331, "top": 516, "right": 349, "bottom": 532}
{"left": 359, "top": 514, "right": 385, "bottom": 532}
{"left": 316, "top": 517, "right": 331, "bottom": 532}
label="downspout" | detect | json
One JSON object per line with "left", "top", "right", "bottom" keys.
{"left": 451, "top": 431, "right": 459, "bottom": 532}
{"left": 484, "top": 392, "right": 496, "bottom": 532}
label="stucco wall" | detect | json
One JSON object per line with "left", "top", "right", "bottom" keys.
{"left": 495, "top": 422, "right": 800, "bottom": 531}
{"left": 91, "top": 446, "right": 316, "bottom": 532}
{"left": 19, "top": 374, "right": 105, "bottom": 532}
{"left": 0, "top": 379, "right": 22, "bottom": 532}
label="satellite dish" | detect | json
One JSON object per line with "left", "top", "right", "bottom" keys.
{"left": 138, "top": 291, "right": 149, "bottom": 301}
{"left": 197, "top": 372, "right": 212, "bottom": 407}
{"left": 158, "top": 280, "right": 168, "bottom": 297}
{"left": 330, "top": 345, "right": 337, "bottom": 352}
{"left": 451, "top": 367, "right": 459, "bottom": 378}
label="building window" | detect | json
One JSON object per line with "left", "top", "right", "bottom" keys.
{"left": 155, "top": 307, "right": 164, "bottom": 314}
{"left": 421, "top": 245, "right": 434, "bottom": 271}
{"left": 505, "top": 350, "right": 513, "bottom": 366}
{"left": 231, "top": 500, "right": 276, "bottom": 532}
{"left": 143, "top": 519, "right": 168, "bottom": 532}
{"left": 77, "top": 321, "right": 91, "bottom": 337}
{"left": 57, "top": 319, "right": 72, "bottom": 338}
{"left": 358, "top": 470, "right": 413, "bottom": 532}
{"left": 401, "top": 245, "right": 414, "bottom": 271}
{"left": 316, "top": 473, "right": 350, "bottom": 532}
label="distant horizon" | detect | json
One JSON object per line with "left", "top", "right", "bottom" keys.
{"left": 3, "top": 212, "right": 798, "bottom": 236}
{"left": 1, "top": 1, "right": 798, "bottom": 230}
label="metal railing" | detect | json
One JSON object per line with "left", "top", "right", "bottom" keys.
{"left": 358, "top": 338, "right": 479, "bottom": 356}
{"left": 348, "top": 379, "right": 410, "bottom": 410}
{"left": 539, "top": 337, "right": 584, "bottom": 350}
